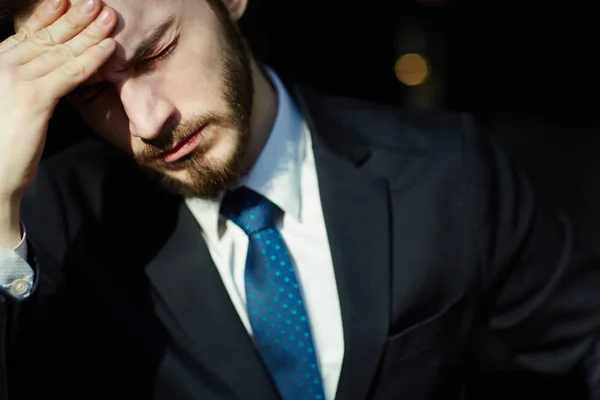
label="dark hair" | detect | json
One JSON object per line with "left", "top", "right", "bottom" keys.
{"left": 0, "top": 0, "right": 41, "bottom": 39}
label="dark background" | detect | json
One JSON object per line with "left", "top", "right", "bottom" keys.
{"left": 244, "top": 0, "right": 599, "bottom": 115}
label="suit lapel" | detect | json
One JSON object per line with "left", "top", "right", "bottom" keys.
{"left": 293, "top": 85, "right": 392, "bottom": 400}
{"left": 145, "top": 202, "right": 279, "bottom": 399}
{"left": 316, "top": 150, "right": 392, "bottom": 400}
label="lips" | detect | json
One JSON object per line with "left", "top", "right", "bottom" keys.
{"left": 160, "top": 126, "right": 206, "bottom": 163}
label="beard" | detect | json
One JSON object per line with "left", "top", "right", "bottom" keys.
{"left": 134, "top": 1, "right": 254, "bottom": 199}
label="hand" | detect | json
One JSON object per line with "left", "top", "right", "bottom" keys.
{"left": 0, "top": 0, "right": 117, "bottom": 199}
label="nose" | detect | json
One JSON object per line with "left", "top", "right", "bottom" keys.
{"left": 118, "top": 79, "right": 176, "bottom": 141}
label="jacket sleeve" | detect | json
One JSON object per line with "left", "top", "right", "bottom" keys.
{"left": 0, "top": 242, "right": 39, "bottom": 400}
{"left": 0, "top": 166, "right": 76, "bottom": 400}
{"left": 463, "top": 113, "right": 600, "bottom": 398}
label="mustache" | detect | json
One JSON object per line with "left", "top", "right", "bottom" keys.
{"left": 135, "top": 112, "right": 228, "bottom": 162}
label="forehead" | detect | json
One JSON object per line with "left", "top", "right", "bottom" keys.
{"left": 103, "top": 0, "right": 180, "bottom": 57}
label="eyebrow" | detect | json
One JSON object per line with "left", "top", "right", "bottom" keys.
{"left": 123, "top": 14, "right": 177, "bottom": 70}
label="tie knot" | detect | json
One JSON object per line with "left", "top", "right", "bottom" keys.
{"left": 221, "top": 187, "right": 281, "bottom": 235}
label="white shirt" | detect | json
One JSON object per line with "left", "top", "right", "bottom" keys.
{"left": 0, "top": 70, "right": 345, "bottom": 399}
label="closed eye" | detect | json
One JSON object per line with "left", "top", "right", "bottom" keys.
{"left": 67, "top": 82, "right": 109, "bottom": 104}
{"left": 141, "top": 36, "right": 179, "bottom": 69}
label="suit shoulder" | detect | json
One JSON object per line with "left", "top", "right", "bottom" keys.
{"left": 297, "top": 88, "right": 491, "bottom": 189}
{"left": 40, "top": 138, "right": 126, "bottom": 178}
{"left": 24, "top": 139, "right": 137, "bottom": 217}
{"left": 299, "top": 88, "right": 474, "bottom": 151}
{"left": 38, "top": 138, "right": 143, "bottom": 197}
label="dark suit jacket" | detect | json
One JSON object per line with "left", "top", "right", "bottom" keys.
{"left": 1, "top": 85, "right": 600, "bottom": 400}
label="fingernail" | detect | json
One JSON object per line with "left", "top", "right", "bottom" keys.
{"left": 95, "top": 9, "right": 111, "bottom": 26}
{"left": 78, "top": 0, "right": 95, "bottom": 13}
{"left": 47, "top": 0, "right": 61, "bottom": 10}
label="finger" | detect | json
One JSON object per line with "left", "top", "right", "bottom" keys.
{"left": 0, "top": 0, "right": 66, "bottom": 53}
{"left": 18, "top": 7, "right": 116, "bottom": 79}
{"left": 5, "top": 0, "right": 103, "bottom": 65}
{"left": 42, "top": 38, "right": 115, "bottom": 99}
{"left": 63, "top": 7, "right": 117, "bottom": 58}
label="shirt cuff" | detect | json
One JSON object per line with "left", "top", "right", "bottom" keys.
{"left": 0, "top": 225, "right": 33, "bottom": 299}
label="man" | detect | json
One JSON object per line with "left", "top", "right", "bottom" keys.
{"left": 0, "top": 0, "right": 599, "bottom": 399}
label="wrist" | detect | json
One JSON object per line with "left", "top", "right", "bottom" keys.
{"left": 0, "top": 195, "right": 23, "bottom": 249}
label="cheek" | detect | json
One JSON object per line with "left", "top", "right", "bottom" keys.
{"left": 161, "top": 29, "right": 229, "bottom": 109}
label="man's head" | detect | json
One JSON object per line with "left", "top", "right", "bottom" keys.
{"left": 6, "top": 0, "right": 256, "bottom": 199}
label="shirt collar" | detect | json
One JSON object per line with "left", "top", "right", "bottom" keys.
{"left": 185, "top": 68, "right": 305, "bottom": 242}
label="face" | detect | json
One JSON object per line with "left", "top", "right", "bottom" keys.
{"left": 68, "top": 0, "right": 253, "bottom": 198}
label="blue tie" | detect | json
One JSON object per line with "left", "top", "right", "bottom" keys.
{"left": 221, "top": 187, "right": 326, "bottom": 400}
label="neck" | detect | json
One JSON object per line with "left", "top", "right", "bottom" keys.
{"left": 242, "top": 57, "right": 278, "bottom": 174}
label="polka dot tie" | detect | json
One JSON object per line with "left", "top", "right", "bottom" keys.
{"left": 221, "top": 187, "right": 326, "bottom": 400}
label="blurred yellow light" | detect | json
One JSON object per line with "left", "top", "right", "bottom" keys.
{"left": 394, "top": 53, "right": 429, "bottom": 86}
